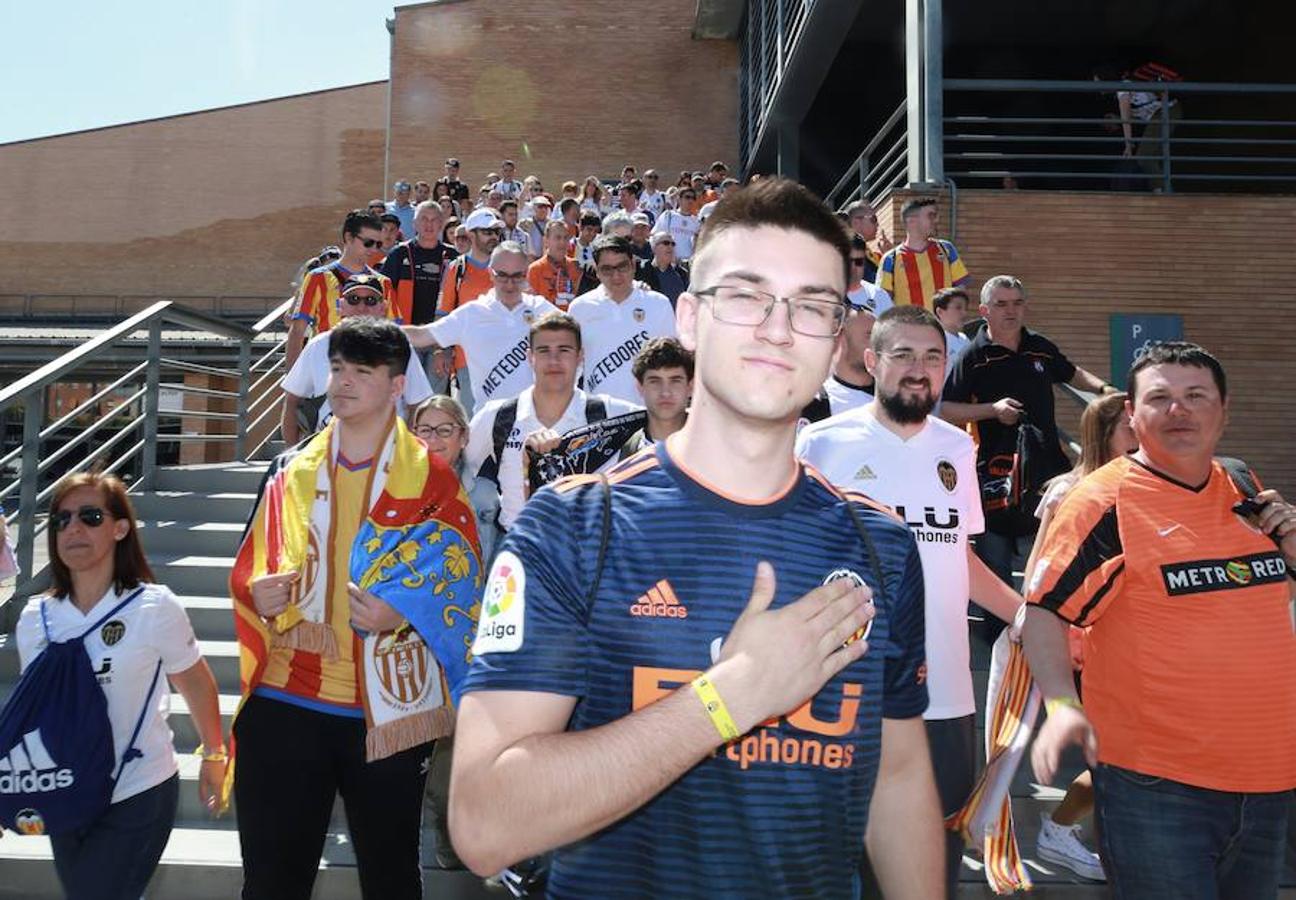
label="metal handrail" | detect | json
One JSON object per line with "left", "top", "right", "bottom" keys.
{"left": 1, "top": 297, "right": 292, "bottom": 609}
{"left": 826, "top": 101, "right": 909, "bottom": 211}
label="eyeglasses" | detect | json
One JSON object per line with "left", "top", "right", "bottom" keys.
{"left": 359, "top": 237, "right": 383, "bottom": 249}
{"left": 597, "top": 261, "right": 634, "bottom": 276}
{"left": 694, "top": 285, "right": 846, "bottom": 338}
{"left": 415, "top": 423, "right": 463, "bottom": 439}
{"left": 880, "top": 349, "right": 947, "bottom": 369}
{"left": 646, "top": 174, "right": 659, "bottom": 180}
{"left": 343, "top": 292, "right": 384, "bottom": 307}
{"left": 52, "top": 505, "right": 106, "bottom": 532}
{"left": 492, "top": 269, "right": 527, "bottom": 281}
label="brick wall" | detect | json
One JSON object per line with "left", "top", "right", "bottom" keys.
{"left": 879, "top": 188, "right": 1296, "bottom": 495}
{"left": 0, "top": 82, "right": 388, "bottom": 303}
{"left": 387, "top": 0, "right": 739, "bottom": 195}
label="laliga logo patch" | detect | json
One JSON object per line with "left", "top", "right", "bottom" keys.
{"left": 100, "top": 620, "right": 126, "bottom": 647}
{"left": 473, "top": 551, "right": 526, "bottom": 654}
{"left": 14, "top": 808, "right": 45, "bottom": 836}
{"left": 936, "top": 459, "right": 958, "bottom": 493}
{"left": 824, "top": 568, "right": 872, "bottom": 646}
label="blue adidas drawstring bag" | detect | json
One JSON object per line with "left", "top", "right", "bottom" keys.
{"left": 0, "top": 587, "right": 160, "bottom": 836}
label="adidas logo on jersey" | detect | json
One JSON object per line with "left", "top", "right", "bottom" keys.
{"left": 0, "top": 730, "right": 74, "bottom": 794}
{"left": 854, "top": 465, "right": 877, "bottom": 480}
{"left": 629, "top": 580, "right": 688, "bottom": 619}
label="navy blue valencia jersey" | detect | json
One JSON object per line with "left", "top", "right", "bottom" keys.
{"left": 462, "top": 441, "right": 927, "bottom": 899}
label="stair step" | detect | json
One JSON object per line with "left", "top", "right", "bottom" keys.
{"left": 197, "top": 639, "right": 241, "bottom": 693}
{"left": 168, "top": 692, "right": 241, "bottom": 749}
{"left": 150, "top": 554, "right": 239, "bottom": 595}
{"left": 154, "top": 464, "right": 270, "bottom": 496}
{"left": 177, "top": 594, "right": 236, "bottom": 641}
{"left": 137, "top": 519, "right": 245, "bottom": 557}
{"left": 132, "top": 492, "right": 258, "bottom": 524}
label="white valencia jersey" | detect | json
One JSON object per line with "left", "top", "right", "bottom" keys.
{"left": 568, "top": 285, "right": 677, "bottom": 404}
{"left": 16, "top": 583, "right": 203, "bottom": 803}
{"left": 795, "top": 405, "right": 983, "bottom": 719}
{"left": 425, "top": 291, "right": 560, "bottom": 405}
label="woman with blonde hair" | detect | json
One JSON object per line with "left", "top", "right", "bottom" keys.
{"left": 14, "top": 472, "right": 224, "bottom": 899}
{"left": 579, "top": 175, "right": 608, "bottom": 215}
{"left": 1024, "top": 391, "right": 1137, "bottom": 882}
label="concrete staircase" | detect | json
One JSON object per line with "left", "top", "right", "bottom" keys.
{"left": 0, "top": 463, "right": 494, "bottom": 900}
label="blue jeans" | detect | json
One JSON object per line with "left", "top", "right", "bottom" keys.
{"left": 1093, "top": 763, "right": 1290, "bottom": 899}
{"left": 50, "top": 773, "right": 179, "bottom": 900}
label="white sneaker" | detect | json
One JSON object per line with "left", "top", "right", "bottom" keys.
{"left": 1036, "top": 812, "right": 1106, "bottom": 881}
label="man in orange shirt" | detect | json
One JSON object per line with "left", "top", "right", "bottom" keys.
{"left": 527, "top": 220, "right": 582, "bottom": 310}
{"left": 1024, "top": 342, "right": 1296, "bottom": 899}
{"left": 437, "top": 207, "right": 501, "bottom": 413}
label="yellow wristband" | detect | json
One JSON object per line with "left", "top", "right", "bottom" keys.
{"left": 1044, "top": 696, "right": 1083, "bottom": 717}
{"left": 691, "top": 674, "right": 741, "bottom": 743}
{"left": 195, "top": 744, "right": 228, "bottom": 764}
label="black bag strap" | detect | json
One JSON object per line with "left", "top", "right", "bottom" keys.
{"left": 1218, "top": 456, "right": 1259, "bottom": 498}
{"left": 842, "top": 501, "right": 889, "bottom": 601}
{"left": 584, "top": 397, "right": 608, "bottom": 424}
{"left": 112, "top": 659, "right": 163, "bottom": 787}
{"left": 479, "top": 398, "right": 520, "bottom": 484}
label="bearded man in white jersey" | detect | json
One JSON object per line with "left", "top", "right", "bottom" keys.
{"left": 796, "top": 305, "right": 1023, "bottom": 899}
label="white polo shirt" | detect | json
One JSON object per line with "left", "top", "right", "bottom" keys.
{"left": 464, "top": 387, "right": 640, "bottom": 530}
{"left": 651, "top": 209, "right": 701, "bottom": 260}
{"left": 423, "top": 290, "right": 559, "bottom": 406}
{"left": 16, "top": 583, "right": 203, "bottom": 804}
{"left": 568, "top": 285, "right": 677, "bottom": 404}
{"left": 795, "top": 405, "right": 983, "bottom": 720}
{"left": 280, "top": 329, "right": 433, "bottom": 428}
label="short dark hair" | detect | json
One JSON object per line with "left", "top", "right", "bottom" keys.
{"left": 592, "top": 235, "right": 634, "bottom": 265}
{"left": 900, "top": 197, "right": 938, "bottom": 221}
{"left": 47, "top": 472, "right": 154, "bottom": 600}
{"left": 328, "top": 317, "right": 410, "bottom": 376}
{"left": 529, "top": 311, "right": 582, "bottom": 349}
{"left": 560, "top": 197, "right": 580, "bottom": 216}
{"left": 342, "top": 209, "right": 383, "bottom": 240}
{"left": 379, "top": 212, "right": 400, "bottom": 226}
{"left": 619, "top": 179, "right": 643, "bottom": 196}
{"left": 931, "top": 286, "right": 970, "bottom": 312}
{"left": 870, "top": 306, "right": 946, "bottom": 351}
{"left": 633, "top": 337, "right": 695, "bottom": 382}
{"left": 1127, "top": 341, "right": 1227, "bottom": 401}
{"left": 579, "top": 210, "right": 603, "bottom": 229}
{"left": 692, "top": 177, "right": 850, "bottom": 285}
{"left": 499, "top": 199, "right": 518, "bottom": 213}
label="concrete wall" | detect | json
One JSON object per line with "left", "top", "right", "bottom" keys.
{"left": 0, "top": 82, "right": 389, "bottom": 304}
{"left": 386, "top": 0, "right": 739, "bottom": 194}
{"left": 879, "top": 188, "right": 1296, "bottom": 495}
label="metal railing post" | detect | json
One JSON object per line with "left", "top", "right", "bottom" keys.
{"left": 235, "top": 339, "right": 251, "bottom": 461}
{"left": 905, "top": 0, "right": 924, "bottom": 185}
{"left": 858, "top": 154, "right": 870, "bottom": 201}
{"left": 15, "top": 389, "right": 43, "bottom": 581}
{"left": 923, "top": 0, "right": 944, "bottom": 183}
{"left": 140, "top": 320, "right": 162, "bottom": 488}
{"left": 1161, "top": 91, "right": 1173, "bottom": 193}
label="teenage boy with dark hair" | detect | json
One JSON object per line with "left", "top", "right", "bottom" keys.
{"left": 450, "top": 178, "right": 942, "bottom": 898}
{"left": 621, "top": 337, "right": 693, "bottom": 454}
{"left": 286, "top": 210, "right": 396, "bottom": 369}
{"left": 930, "top": 286, "right": 972, "bottom": 379}
{"left": 232, "top": 316, "right": 483, "bottom": 900}
{"left": 875, "top": 198, "right": 970, "bottom": 309}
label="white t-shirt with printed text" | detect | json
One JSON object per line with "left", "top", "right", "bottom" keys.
{"left": 568, "top": 285, "right": 677, "bottom": 404}
{"left": 464, "top": 387, "right": 641, "bottom": 530}
{"left": 795, "top": 405, "right": 984, "bottom": 719}
{"left": 424, "top": 291, "right": 560, "bottom": 406}
{"left": 16, "top": 583, "right": 203, "bottom": 804}
{"left": 650, "top": 209, "right": 701, "bottom": 260}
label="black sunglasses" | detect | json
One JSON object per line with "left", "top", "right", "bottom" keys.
{"left": 52, "top": 505, "right": 106, "bottom": 532}
{"left": 343, "top": 292, "right": 384, "bottom": 306}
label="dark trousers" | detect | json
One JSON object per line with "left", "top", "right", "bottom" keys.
{"left": 234, "top": 694, "right": 433, "bottom": 900}
{"left": 50, "top": 773, "right": 179, "bottom": 900}
{"left": 1094, "top": 763, "right": 1290, "bottom": 900}
{"left": 859, "top": 715, "right": 976, "bottom": 899}
{"left": 971, "top": 530, "right": 1033, "bottom": 646}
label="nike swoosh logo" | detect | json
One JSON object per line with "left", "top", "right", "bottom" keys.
{"left": 1157, "top": 524, "right": 1182, "bottom": 537}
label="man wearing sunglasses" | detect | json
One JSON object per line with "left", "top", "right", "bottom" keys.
{"left": 286, "top": 210, "right": 396, "bottom": 370}
{"left": 280, "top": 275, "right": 432, "bottom": 445}
{"left": 405, "top": 242, "right": 559, "bottom": 408}
{"left": 569, "top": 235, "right": 676, "bottom": 404}
{"left": 639, "top": 169, "right": 666, "bottom": 219}
{"left": 451, "top": 178, "right": 941, "bottom": 898}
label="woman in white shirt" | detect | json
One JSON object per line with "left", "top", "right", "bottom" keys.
{"left": 578, "top": 176, "right": 609, "bottom": 215}
{"left": 16, "top": 473, "right": 224, "bottom": 900}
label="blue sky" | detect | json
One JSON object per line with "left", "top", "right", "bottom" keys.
{"left": 1, "top": 0, "right": 399, "bottom": 144}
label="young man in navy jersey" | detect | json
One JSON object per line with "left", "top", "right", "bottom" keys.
{"left": 450, "top": 178, "right": 942, "bottom": 898}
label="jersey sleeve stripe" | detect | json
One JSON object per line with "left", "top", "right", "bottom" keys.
{"left": 1071, "top": 561, "right": 1125, "bottom": 627}
{"left": 1034, "top": 504, "right": 1123, "bottom": 621}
